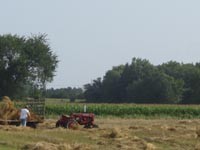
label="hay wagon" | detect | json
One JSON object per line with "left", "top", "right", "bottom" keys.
{"left": 0, "top": 119, "right": 41, "bottom": 128}
{"left": 0, "top": 96, "right": 45, "bottom": 128}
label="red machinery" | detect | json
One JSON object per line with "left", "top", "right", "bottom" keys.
{"left": 56, "top": 113, "right": 98, "bottom": 129}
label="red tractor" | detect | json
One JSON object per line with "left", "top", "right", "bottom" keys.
{"left": 56, "top": 113, "right": 98, "bottom": 129}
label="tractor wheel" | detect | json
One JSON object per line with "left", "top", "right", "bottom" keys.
{"left": 84, "top": 123, "right": 99, "bottom": 128}
{"left": 63, "top": 122, "right": 68, "bottom": 128}
{"left": 84, "top": 123, "right": 92, "bottom": 128}
{"left": 56, "top": 121, "right": 60, "bottom": 128}
{"left": 92, "top": 124, "right": 99, "bottom": 128}
{"left": 67, "top": 119, "right": 78, "bottom": 129}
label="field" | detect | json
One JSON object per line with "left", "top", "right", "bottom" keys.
{"left": 1, "top": 118, "right": 200, "bottom": 150}
{"left": 45, "top": 99, "right": 200, "bottom": 119}
{"left": 1, "top": 99, "right": 200, "bottom": 150}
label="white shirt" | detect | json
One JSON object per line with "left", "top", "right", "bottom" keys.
{"left": 20, "top": 108, "right": 30, "bottom": 119}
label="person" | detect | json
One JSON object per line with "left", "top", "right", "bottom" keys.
{"left": 20, "top": 105, "right": 31, "bottom": 127}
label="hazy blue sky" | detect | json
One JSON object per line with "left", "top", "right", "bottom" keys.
{"left": 1, "top": 0, "right": 200, "bottom": 88}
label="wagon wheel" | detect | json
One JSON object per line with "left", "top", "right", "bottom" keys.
{"left": 67, "top": 119, "right": 79, "bottom": 129}
{"left": 27, "top": 122, "right": 37, "bottom": 128}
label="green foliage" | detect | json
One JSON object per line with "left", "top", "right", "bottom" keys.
{"left": 0, "top": 34, "right": 58, "bottom": 98}
{"left": 159, "top": 61, "right": 200, "bottom": 103}
{"left": 45, "top": 102, "right": 200, "bottom": 119}
{"left": 84, "top": 58, "right": 185, "bottom": 103}
{"left": 46, "top": 87, "right": 84, "bottom": 100}
{"left": 126, "top": 73, "right": 184, "bottom": 103}
{"left": 84, "top": 78, "right": 103, "bottom": 102}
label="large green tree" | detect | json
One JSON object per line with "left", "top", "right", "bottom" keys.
{"left": 84, "top": 77, "right": 103, "bottom": 102}
{"left": 84, "top": 58, "right": 185, "bottom": 103}
{"left": 159, "top": 62, "right": 200, "bottom": 103}
{"left": 101, "top": 65, "right": 125, "bottom": 102}
{"left": 0, "top": 34, "right": 58, "bottom": 98}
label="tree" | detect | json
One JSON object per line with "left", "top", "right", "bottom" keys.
{"left": 118, "top": 58, "right": 157, "bottom": 102}
{"left": 45, "top": 87, "right": 84, "bottom": 100}
{"left": 101, "top": 65, "right": 124, "bottom": 102}
{"left": 159, "top": 62, "right": 200, "bottom": 103}
{"left": 0, "top": 34, "right": 58, "bottom": 98}
{"left": 84, "top": 58, "right": 185, "bottom": 103}
{"left": 84, "top": 78, "right": 103, "bottom": 102}
{"left": 126, "top": 72, "right": 184, "bottom": 103}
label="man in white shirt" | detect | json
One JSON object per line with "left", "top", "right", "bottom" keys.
{"left": 20, "top": 105, "right": 31, "bottom": 127}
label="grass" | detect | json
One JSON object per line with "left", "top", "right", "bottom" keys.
{"left": 2, "top": 98, "right": 200, "bottom": 149}
{"left": 0, "top": 124, "right": 96, "bottom": 150}
{"left": 0, "top": 118, "right": 200, "bottom": 149}
{"left": 0, "top": 144, "right": 15, "bottom": 150}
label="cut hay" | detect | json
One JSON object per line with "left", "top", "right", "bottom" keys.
{"left": 195, "top": 143, "right": 200, "bottom": 150}
{"left": 22, "top": 142, "right": 92, "bottom": 150}
{"left": 144, "top": 143, "right": 157, "bottom": 150}
{"left": 103, "top": 127, "right": 123, "bottom": 138}
{"left": 0, "top": 96, "right": 20, "bottom": 123}
{"left": 196, "top": 127, "right": 200, "bottom": 138}
{"left": 0, "top": 125, "right": 33, "bottom": 131}
{"left": 0, "top": 96, "right": 43, "bottom": 125}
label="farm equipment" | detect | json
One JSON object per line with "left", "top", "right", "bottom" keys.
{"left": 0, "top": 119, "right": 41, "bottom": 128}
{"left": 56, "top": 113, "right": 98, "bottom": 129}
{"left": 0, "top": 96, "right": 44, "bottom": 128}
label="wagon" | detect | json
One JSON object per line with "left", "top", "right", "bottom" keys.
{"left": 0, "top": 119, "right": 41, "bottom": 128}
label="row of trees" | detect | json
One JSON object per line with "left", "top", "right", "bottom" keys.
{"left": 84, "top": 58, "right": 200, "bottom": 104}
{"left": 0, "top": 34, "right": 58, "bottom": 98}
{"left": 1, "top": 34, "right": 200, "bottom": 104}
{"left": 46, "top": 87, "right": 84, "bottom": 100}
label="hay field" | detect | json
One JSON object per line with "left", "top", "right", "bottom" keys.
{"left": 0, "top": 118, "right": 200, "bottom": 150}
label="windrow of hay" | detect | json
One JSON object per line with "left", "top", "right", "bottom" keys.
{"left": 22, "top": 142, "right": 93, "bottom": 150}
{"left": 0, "top": 125, "right": 33, "bottom": 131}
{"left": 0, "top": 96, "right": 43, "bottom": 125}
{"left": 102, "top": 127, "right": 130, "bottom": 139}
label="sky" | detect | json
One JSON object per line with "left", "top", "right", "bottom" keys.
{"left": 0, "top": 0, "right": 200, "bottom": 88}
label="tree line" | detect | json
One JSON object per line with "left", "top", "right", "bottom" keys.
{"left": 45, "top": 87, "right": 84, "bottom": 101}
{"left": 84, "top": 58, "right": 200, "bottom": 104}
{"left": 1, "top": 34, "right": 200, "bottom": 104}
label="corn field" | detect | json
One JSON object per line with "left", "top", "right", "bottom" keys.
{"left": 45, "top": 102, "right": 200, "bottom": 119}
